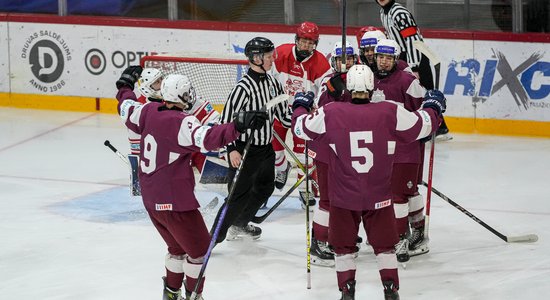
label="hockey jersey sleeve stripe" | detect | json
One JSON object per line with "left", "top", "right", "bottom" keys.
{"left": 400, "top": 26, "right": 418, "bottom": 38}
{"left": 415, "top": 110, "right": 434, "bottom": 140}
{"left": 293, "top": 106, "right": 326, "bottom": 141}
{"left": 178, "top": 115, "right": 201, "bottom": 148}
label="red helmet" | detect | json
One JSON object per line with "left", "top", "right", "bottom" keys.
{"left": 296, "top": 21, "right": 319, "bottom": 42}
{"left": 355, "top": 26, "right": 380, "bottom": 46}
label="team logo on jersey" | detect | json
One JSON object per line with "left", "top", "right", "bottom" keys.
{"left": 307, "top": 148, "right": 317, "bottom": 159}
{"left": 407, "top": 181, "right": 413, "bottom": 189}
{"left": 269, "top": 85, "right": 276, "bottom": 97}
{"left": 155, "top": 203, "right": 173, "bottom": 211}
{"left": 372, "top": 89, "right": 386, "bottom": 102}
{"left": 375, "top": 199, "right": 392, "bottom": 209}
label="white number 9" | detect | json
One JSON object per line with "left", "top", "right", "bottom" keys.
{"left": 141, "top": 134, "right": 157, "bottom": 174}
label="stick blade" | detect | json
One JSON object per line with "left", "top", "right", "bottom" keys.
{"left": 412, "top": 40, "right": 441, "bottom": 66}
{"left": 265, "top": 94, "right": 289, "bottom": 111}
{"left": 507, "top": 234, "right": 538, "bottom": 243}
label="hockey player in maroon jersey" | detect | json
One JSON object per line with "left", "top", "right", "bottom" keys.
{"left": 117, "top": 73, "right": 268, "bottom": 300}
{"left": 308, "top": 41, "right": 357, "bottom": 267}
{"left": 357, "top": 28, "right": 412, "bottom": 74}
{"left": 116, "top": 66, "right": 224, "bottom": 176}
{"left": 271, "top": 21, "right": 332, "bottom": 194}
{"left": 372, "top": 39, "right": 429, "bottom": 264}
{"left": 292, "top": 64, "right": 446, "bottom": 300}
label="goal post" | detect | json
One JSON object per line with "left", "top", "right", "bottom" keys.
{"left": 140, "top": 54, "right": 249, "bottom": 111}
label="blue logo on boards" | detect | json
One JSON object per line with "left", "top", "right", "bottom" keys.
{"left": 443, "top": 50, "right": 549, "bottom": 110}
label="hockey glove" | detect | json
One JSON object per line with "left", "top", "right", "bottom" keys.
{"left": 326, "top": 73, "right": 346, "bottom": 98}
{"left": 422, "top": 89, "right": 446, "bottom": 116}
{"left": 292, "top": 91, "right": 315, "bottom": 112}
{"left": 116, "top": 65, "right": 143, "bottom": 90}
{"left": 234, "top": 110, "right": 269, "bottom": 133}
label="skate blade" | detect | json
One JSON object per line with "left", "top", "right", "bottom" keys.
{"left": 409, "top": 247, "right": 429, "bottom": 257}
{"left": 311, "top": 258, "right": 335, "bottom": 268}
{"left": 226, "top": 235, "right": 261, "bottom": 241}
{"left": 435, "top": 134, "right": 453, "bottom": 141}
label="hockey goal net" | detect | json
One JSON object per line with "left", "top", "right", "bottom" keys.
{"left": 141, "top": 54, "right": 249, "bottom": 107}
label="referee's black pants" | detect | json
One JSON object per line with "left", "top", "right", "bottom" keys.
{"left": 213, "top": 141, "right": 275, "bottom": 243}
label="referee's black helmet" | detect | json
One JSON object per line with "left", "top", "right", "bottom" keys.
{"left": 245, "top": 37, "right": 275, "bottom": 62}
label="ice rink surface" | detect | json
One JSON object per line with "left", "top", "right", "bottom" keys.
{"left": 1, "top": 107, "right": 548, "bottom": 300}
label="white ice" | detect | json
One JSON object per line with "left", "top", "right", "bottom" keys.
{"left": 0, "top": 108, "right": 548, "bottom": 300}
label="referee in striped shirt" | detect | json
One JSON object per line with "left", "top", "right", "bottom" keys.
{"left": 215, "top": 37, "right": 291, "bottom": 243}
{"left": 376, "top": 0, "right": 451, "bottom": 137}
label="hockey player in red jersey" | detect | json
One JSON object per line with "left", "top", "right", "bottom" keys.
{"left": 372, "top": 39, "right": 429, "bottom": 264}
{"left": 272, "top": 21, "right": 332, "bottom": 193}
{"left": 292, "top": 64, "right": 446, "bottom": 300}
{"left": 308, "top": 41, "right": 357, "bottom": 267}
{"left": 117, "top": 73, "right": 267, "bottom": 300}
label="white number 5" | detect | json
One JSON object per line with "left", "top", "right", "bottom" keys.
{"left": 350, "top": 131, "right": 373, "bottom": 173}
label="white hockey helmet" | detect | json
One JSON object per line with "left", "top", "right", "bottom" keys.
{"left": 359, "top": 30, "right": 386, "bottom": 49}
{"left": 346, "top": 65, "right": 374, "bottom": 93}
{"left": 330, "top": 41, "right": 357, "bottom": 70}
{"left": 160, "top": 74, "right": 196, "bottom": 109}
{"left": 137, "top": 68, "right": 163, "bottom": 100}
{"left": 374, "top": 39, "right": 401, "bottom": 58}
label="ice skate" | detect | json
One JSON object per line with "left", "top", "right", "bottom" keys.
{"left": 226, "top": 224, "right": 262, "bottom": 241}
{"left": 338, "top": 280, "right": 356, "bottom": 300}
{"left": 382, "top": 280, "right": 400, "bottom": 300}
{"left": 274, "top": 162, "right": 291, "bottom": 190}
{"left": 408, "top": 226, "right": 429, "bottom": 257}
{"left": 310, "top": 237, "right": 335, "bottom": 267}
{"left": 395, "top": 235, "right": 409, "bottom": 266}
{"left": 435, "top": 127, "right": 452, "bottom": 141}
{"left": 299, "top": 191, "right": 316, "bottom": 211}
{"left": 162, "top": 276, "right": 183, "bottom": 300}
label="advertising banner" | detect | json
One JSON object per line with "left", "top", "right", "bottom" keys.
{"left": 5, "top": 19, "right": 550, "bottom": 123}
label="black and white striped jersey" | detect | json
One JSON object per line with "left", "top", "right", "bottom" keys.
{"left": 380, "top": 2, "right": 424, "bottom": 69}
{"left": 221, "top": 67, "right": 291, "bottom": 149}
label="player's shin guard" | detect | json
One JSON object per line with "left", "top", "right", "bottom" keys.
{"left": 297, "top": 165, "right": 319, "bottom": 197}
{"left": 393, "top": 202, "right": 409, "bottom": 237}
{"left": 376, "top": 251, "right": 399, "bottom": 297}
{"left": 311, "top": 204, "right": 334, "bottom": 266}
{"left": 165, "top": 254, "right": 185, "bottom": 290}
{"left": 183, "top": 255, "right": 205, "bottom": 296}
{"left": 407, "top": 194, "right": 429, "bottom": 257}
{"left": 335, "top": 253, "right": 357, "bottom": 291}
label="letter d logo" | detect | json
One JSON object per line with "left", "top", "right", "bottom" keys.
{"left": 29, "top": 40, "right": 64, "bottom": 83}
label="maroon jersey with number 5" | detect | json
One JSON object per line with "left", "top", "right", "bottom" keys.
{"left": 292, "top": 101, "right": 439, "bottom": 211}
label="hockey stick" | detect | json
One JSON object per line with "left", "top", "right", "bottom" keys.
{"left": 412, "top": 40, "right": 441, "bottom": 90}
{"left": 420, "top": 181, "right": 538, "bottom": 243}
{"left": 412, "top": 40, "right": 442, "bottom": 241}
{"left": 104, "top": 140, "right": 130, "bottom": 166}
{"left": 273, "top": 131, "right": 320, "bottom": 192}
{"left": 251, "top": 164, "right": 317, "bottom": 224}
{"left": 340, "top": 0, "right": 347, "bottom": 73}
{"left": 305, "top": 142, "right": 312, "bottom": 289}
{"left": 192, "top": 94, "right": 289, "bottom": 299}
